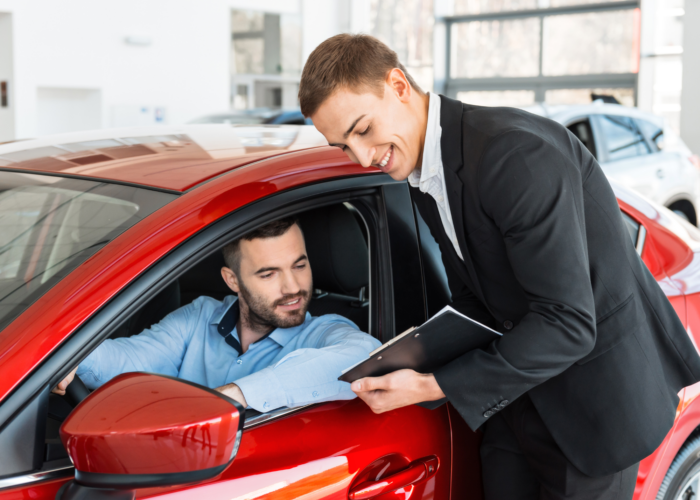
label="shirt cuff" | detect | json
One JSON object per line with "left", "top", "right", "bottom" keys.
{"left": 234, "top": 367, "right": 287, "bottom": 413}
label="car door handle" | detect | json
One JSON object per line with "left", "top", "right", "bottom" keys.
{"left": 349, "top": 456, "right": 439, "bottom": 500}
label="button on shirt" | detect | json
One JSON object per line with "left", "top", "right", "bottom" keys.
{"left": 408, "top": 92, "right": 463, "bottom": 260}
{"left": 77, "top": 295, "right": 380, "bottom": 413}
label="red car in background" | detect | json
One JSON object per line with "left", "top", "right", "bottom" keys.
{"left": 0, "top": 125, "right": 698, "bottom": 500}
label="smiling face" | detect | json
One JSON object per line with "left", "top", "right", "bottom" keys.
{"left": 311, "top": 69, "right": 429, "bottom": 182}
{"left": 222, "top": 224, "right": 313, "bottom": 332}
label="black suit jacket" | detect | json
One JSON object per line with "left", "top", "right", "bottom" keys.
{"left": 412, "top": 95, "right": 700, "bottom": 477}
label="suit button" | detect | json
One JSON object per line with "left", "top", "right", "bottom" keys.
{"left": 503, "top": 320, "right": 514, "bottom": 330}
{"left": 483, "top": 410, "right": 493, "bottom": 418}
{"left": 498, "top": 400, "right": 509, "bottom": 408}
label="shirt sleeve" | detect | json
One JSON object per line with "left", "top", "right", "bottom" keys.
{"left": 233, "top": 318, "right": 381, "bottom": 413}
{"left": 77, "top": 300, "right": 199, "bottom": 389}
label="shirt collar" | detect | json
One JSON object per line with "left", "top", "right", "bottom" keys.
{"left": 408, "top": 92, "right": 443, "bottom": 189}
{"left": 212, "top": 295, "right": 310, "bottom": 349}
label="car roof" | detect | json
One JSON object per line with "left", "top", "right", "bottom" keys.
{"left": 0, "top": 124, "right": 328, "bottom": 192}
{"left": 521, "top": 103, "right": 665, "bottom": 127}
{"left": 188, "top": 108, "right": 305, "bottom": 124}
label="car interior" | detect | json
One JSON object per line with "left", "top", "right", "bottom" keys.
{"left": 567, "top": 119, "right": 597, "bottom": 158}
{"left": 43, "top": 201, "right": 372, "bottom": 468}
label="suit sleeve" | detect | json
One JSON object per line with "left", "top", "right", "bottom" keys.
{"left": 433, "top": 130, "right": 596, "bottom": 430}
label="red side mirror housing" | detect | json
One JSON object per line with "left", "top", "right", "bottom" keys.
{"left": 60, "top": 373, "right": 244, "bottom": 490}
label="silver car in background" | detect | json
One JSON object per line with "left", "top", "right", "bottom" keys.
{"left": 526, "top": 102, "right": 700, "bottom": 225}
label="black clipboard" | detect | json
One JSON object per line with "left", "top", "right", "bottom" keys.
{"left": 339, "top": 306, "right": 501, "bottom": 407}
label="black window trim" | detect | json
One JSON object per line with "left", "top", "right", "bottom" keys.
{"left": 565, "top": 115, "right": 599, "bottom": 161}
{"left": 634, "top": 118, "right": 664, "bottom": 153}
{"left": 0, "top": 173, "right": 401, "bottom": 487}
{"left": 620, "top": 209, "right": 647, "bottom": 255}
{"left": 0, "top": 167, "right": 183, "bottom": 196}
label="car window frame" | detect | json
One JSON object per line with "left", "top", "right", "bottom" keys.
{"left": 634, "top": 118, "right": 664, "bottom": 153}
{"left": 620, "top": 208, "right": 647, "bottom": 256}
{"left": 0, "top": 174, "right": 402, "bottom": 490}
{"left": 564, "top": 115, "right": 599, "bottom": 160}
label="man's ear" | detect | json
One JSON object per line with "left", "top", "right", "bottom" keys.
{"left": 387, "top": 68, "right": 412, "bottom": 103}
{"left": 221, "top": 267, "right": 240, "bottom": 294}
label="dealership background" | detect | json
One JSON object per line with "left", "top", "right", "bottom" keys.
{"left": 0, "top": 0, "right": 696, "bottom": 156}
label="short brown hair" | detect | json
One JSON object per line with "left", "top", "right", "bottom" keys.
{"left": 222, "top": 217, "right": 300, "bottom": 275}
{"left": 299, "top": 34, "right": 422, "bottom": 117}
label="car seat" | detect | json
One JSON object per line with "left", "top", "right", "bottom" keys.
{"left": 300, "top": 204, "right": 370, "bottom": 333}
{"left": 173, "top": 203, "right": 371, "bottom": 332}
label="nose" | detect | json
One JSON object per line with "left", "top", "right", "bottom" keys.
{"left": 351, "top": 142, "right": 376, "bottom": 169}
{"left": 280, "top": 270, "right": 301, "bottom": 296}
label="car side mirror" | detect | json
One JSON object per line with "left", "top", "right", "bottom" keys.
{"left": 57, "top": 373, "right": 244, "bottom": 499}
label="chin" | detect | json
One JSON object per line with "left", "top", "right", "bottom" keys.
{"left": 388, "top": 164, "right": 412, "bottom": 181}
{"left": 274, "top": 310, "right": 307, "bottom": 329}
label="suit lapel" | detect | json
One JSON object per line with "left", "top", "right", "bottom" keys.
{"left": 438, "top": 95, "right": 487, "bottom": 304}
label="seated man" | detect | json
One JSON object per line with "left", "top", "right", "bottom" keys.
{"left": 53, "top": 217, "right": 380, "bottom": 412}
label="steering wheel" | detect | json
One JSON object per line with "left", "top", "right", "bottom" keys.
{"left": 65, "top": 374, "right": 91, "bottom": 407}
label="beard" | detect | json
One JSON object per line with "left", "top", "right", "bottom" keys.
{"left": 237, "top": 279, "right": 312, "bottom": 332}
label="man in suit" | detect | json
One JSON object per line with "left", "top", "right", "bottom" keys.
{"left": 299, "top": 34, "right": 700, "bottom": 499}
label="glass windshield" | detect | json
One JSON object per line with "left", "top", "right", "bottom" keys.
{"left": 189, "top": 114, "right": 268, "bottom": 125}
{"left": 0, "top": 172, "right": 176, "bottom": 331}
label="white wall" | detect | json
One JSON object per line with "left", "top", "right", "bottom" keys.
{"left": 36, "top": 87, "right": 101, "bottom": 136}
{"left": 301, "top": 0, "right": 370, "bottom": 63}
{"left": 0, "top": 0, "right": 371, "bottom": 140}
{"left": 681, "top": 0, "right": 700, "bottom": 154}
{"left": 0, "top": 12, "right": 14, "bottom": 142}
{"left": 0, "top": 0, "right": 311, "bottom": 140}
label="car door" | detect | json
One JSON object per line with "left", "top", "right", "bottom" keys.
{"left": 635, "top": 117, "right": 699, "bottom": 223}
{"left": 411, "top": 198, "right": 485, "bottom": 500}
{"left": 0, "top": 176, "right": 453, "bottom": 500}
{"left": 159, "top": 180, "right": 452, "bottom": 500}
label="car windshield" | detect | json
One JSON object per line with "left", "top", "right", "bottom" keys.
{"left": 189, "top": 114, "right": 268, "bottom": 125}
{"left": 0, "top": 171, "right": 176, "bottom": 331}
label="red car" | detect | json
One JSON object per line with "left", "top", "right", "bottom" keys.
{"left": 0, "top": 125, "right": 698, "bottom": 500}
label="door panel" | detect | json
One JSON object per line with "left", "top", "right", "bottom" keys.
{"left": 0, "top": 175, "right": 456, "bottom": 500}
{"left": 141, "top": 400, "right": 452, "bottom": 500}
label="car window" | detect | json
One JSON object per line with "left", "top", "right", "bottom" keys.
{"left": 636, "top": 119, "right": 664, "bottom": 151}
{"left": 598, "top": 115, "right": 651, "bottom": 162}
{"left": 567, "top": 119, "right": 597, "bottom": 159}
{"left": 0, "top": 172, "right": 176, "bottom": 331}
{"left": 37, "top": 199, "right": 374, "bottom": 474}
{"left": 189, "top": 115, "right": 267, "bottom": 125}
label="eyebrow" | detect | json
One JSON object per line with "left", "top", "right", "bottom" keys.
{"left": 254, "top": 254, "right": 308, "bottom": 275}
{"left": 344, "top": 114, "right": 366, "bottom": 139}
{"left": 329, "top": 115, "right": 367, "bottom": 148}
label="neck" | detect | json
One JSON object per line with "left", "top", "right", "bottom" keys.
{"left": 236, "top": 301, "right": 274, "bottom": 353}
{"left": 413, "top": 91, "right": 431, "bottom": 174}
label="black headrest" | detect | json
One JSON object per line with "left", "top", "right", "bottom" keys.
{"left": 300, "top": 204, "right": 369, "bottom": 295}
{"left": 179, "top": 251, "right": 231, "bottom": 297}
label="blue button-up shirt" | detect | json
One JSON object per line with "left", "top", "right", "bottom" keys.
{"left": 77, "top": 295, "right": 380, "bottom": 412}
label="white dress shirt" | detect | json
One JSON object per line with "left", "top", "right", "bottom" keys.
{"left": 408, "top": 92, "right": 464, "bottom": 260}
